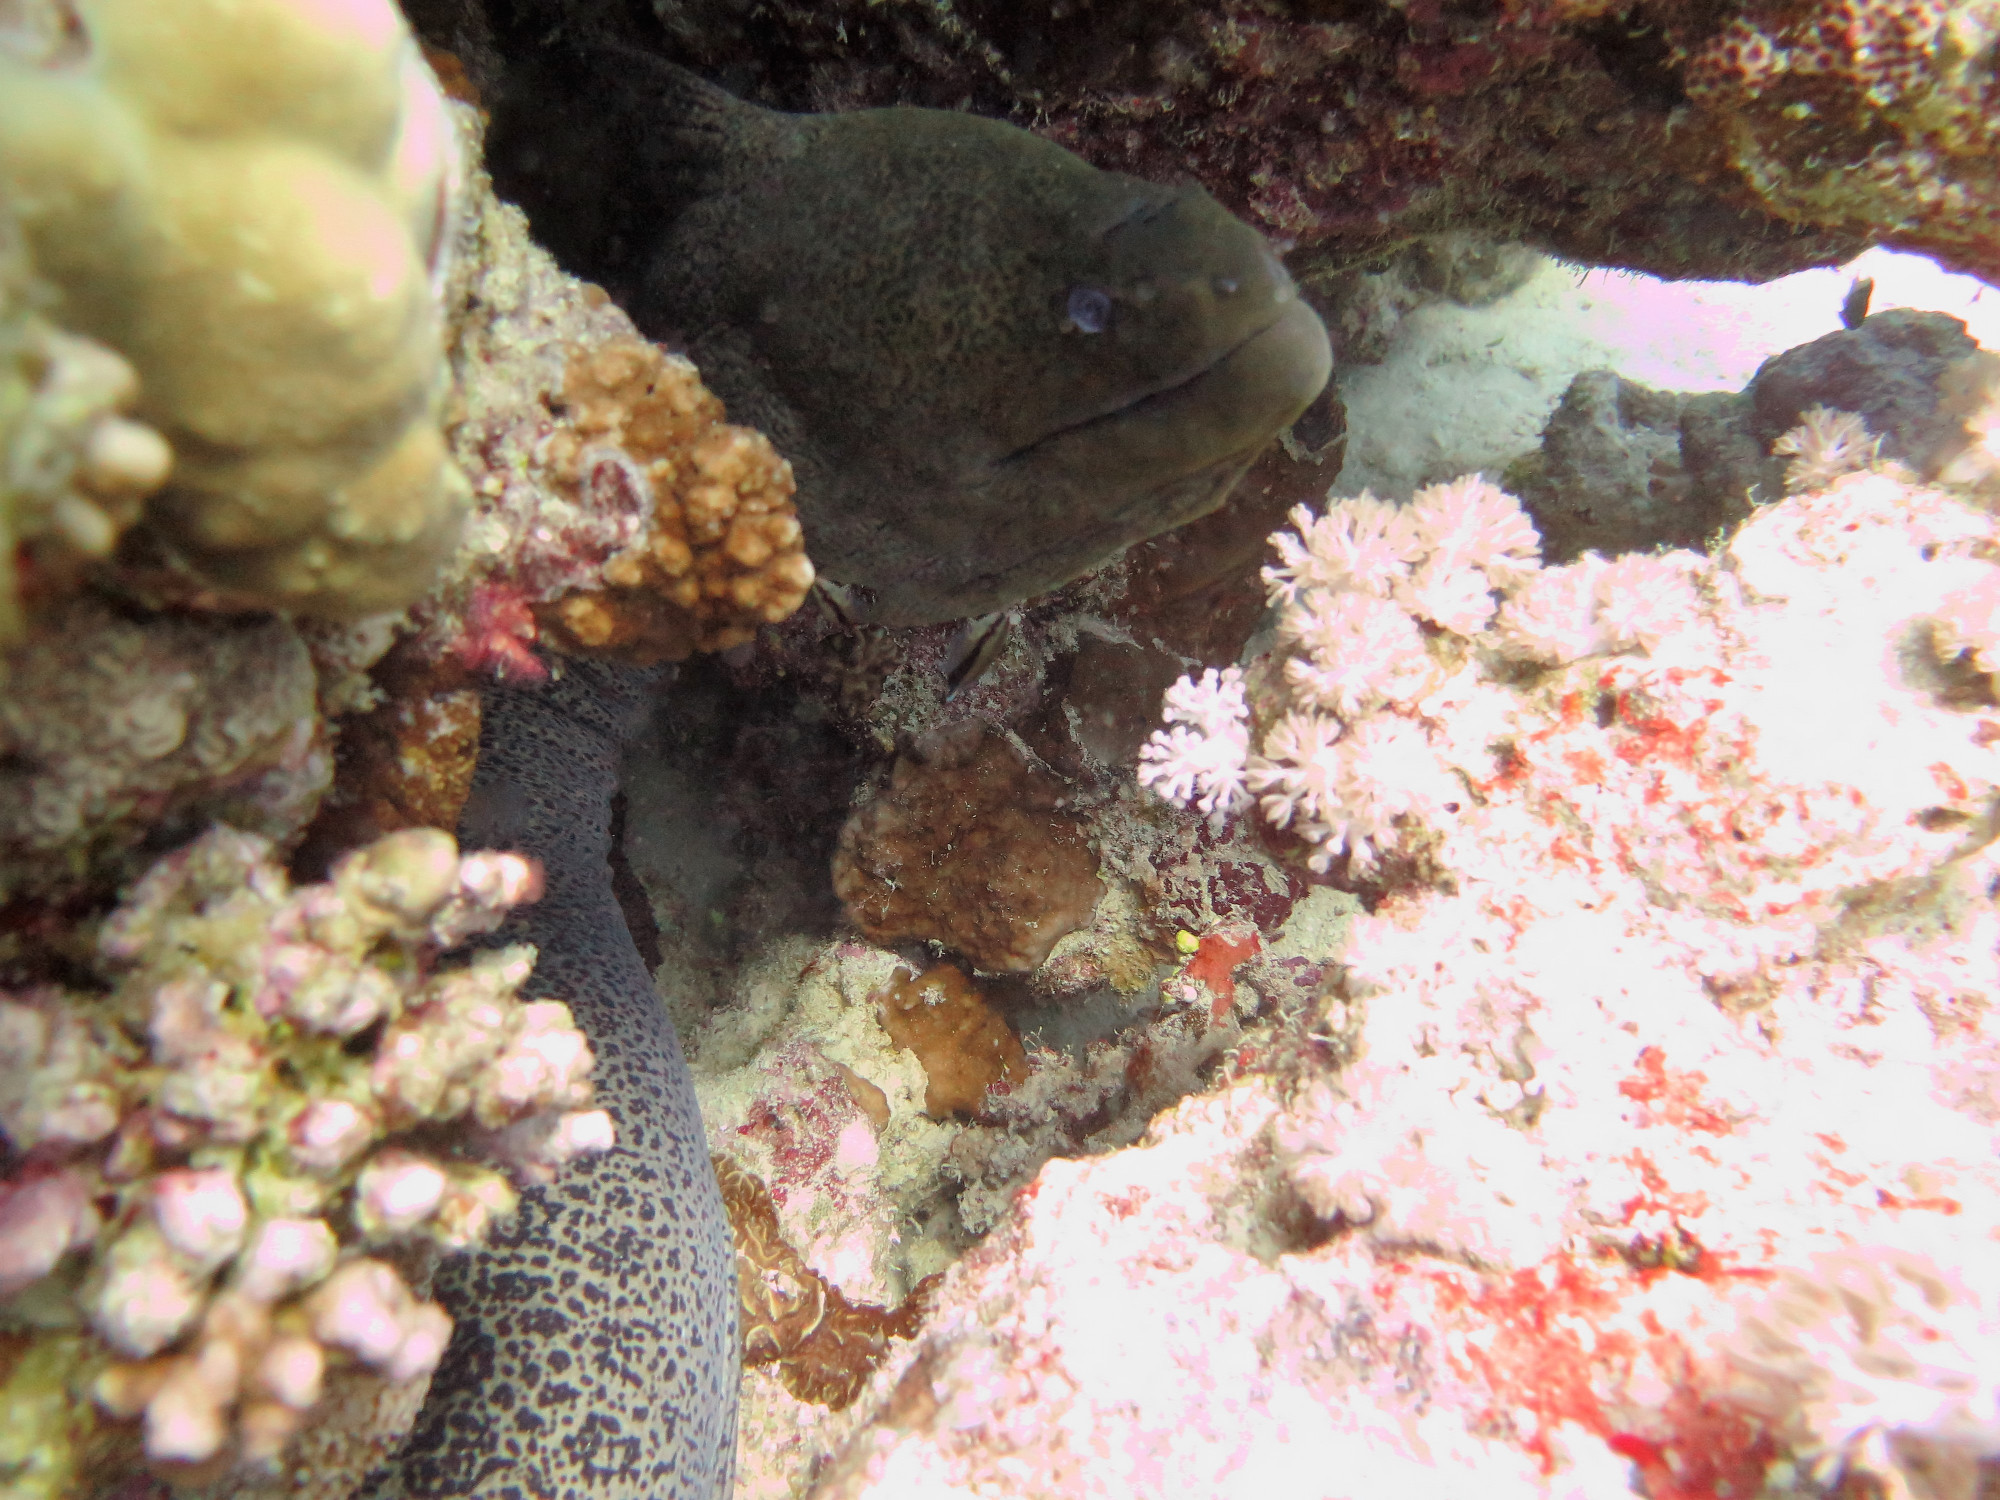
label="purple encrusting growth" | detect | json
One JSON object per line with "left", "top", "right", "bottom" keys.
{"left": 382, "top": 660, "right": 738, "bottom": 1500}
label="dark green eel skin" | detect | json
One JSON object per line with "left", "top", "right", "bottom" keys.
{"left": 489, "top": 43, "right": 1334, "bottom": 624}
{"left": 374, "top": 659, "right": 738, "bottom": 1500}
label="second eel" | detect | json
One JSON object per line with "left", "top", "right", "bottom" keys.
{"left": 376, "top": 659, "right": 738, "bottom": 1500}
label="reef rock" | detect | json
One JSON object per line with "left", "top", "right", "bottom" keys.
{"left": 410, "top": 0, "right": 2000, "bottom": 285}
{"left": 0, "top": 595, "right": 327, "bottom": 902}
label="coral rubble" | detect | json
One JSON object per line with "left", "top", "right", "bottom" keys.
{"left": 0, "top": 826, "right": 608, "bottom": 1494}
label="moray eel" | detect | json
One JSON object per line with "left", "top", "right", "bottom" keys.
{"left": 488, "top": 44, "right": 1334, "bottom": 624}
{"left": 378, "top": 659, "right": 738, "bottom": 1499}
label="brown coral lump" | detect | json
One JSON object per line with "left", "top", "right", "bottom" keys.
{"left": 875, "top": 964, "right": 1027, "bottom": 1119}
{"left": 833, "top": 721, "right": 1103, "bottom": 974}
{"left": 533, "top": 339, "right": 815, "bottom": 661}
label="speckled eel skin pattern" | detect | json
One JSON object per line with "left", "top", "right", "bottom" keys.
{"left": 381, "top": 659, "right": 738, "bottom": 1500}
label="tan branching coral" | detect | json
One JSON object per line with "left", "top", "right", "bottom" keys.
{"left": 533, "top": 339, "right": 816, "bottom": 661}
{"left": 0, "top": 207, "right": 171, "bottom": 642}
{"left": 833, "top": 722, "right": 1103, "bottom": 973}
{"left": 0, "top": 0, "right": 467, "bottom": 618}
{"left": 0, "top": 826, "right": 611, "bottom": 1491}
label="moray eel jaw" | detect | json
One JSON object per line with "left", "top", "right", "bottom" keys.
{"left": 995, "top": 292, "right": 1333, "bottom": 484}
{"left": 845, "top": 292, "right": 1333, "bottom": 625}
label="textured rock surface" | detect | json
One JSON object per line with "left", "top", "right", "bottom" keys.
{"left": 833, "top": 722, "right": 1103, "bottom": 974}
{"left": 1745, "top": 309, "right": 1997, "bottom": 483}
{"left": 1516, "top": 309, "right": 2000, "bottom": 563}
{"left": 0, "top": 595, "right": 327, "bottom": 902}
{"left": 1512, "top": 372, "right": 1765, "bottom": 562}
{"left": 523, "top": 0, "right": 1900, "bottom": 284}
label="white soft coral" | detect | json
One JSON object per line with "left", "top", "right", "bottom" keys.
{"left": 1136, "top": 666, "right": 1253, "bottom": 819}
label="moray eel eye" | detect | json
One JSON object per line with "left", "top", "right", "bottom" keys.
{"left": 1066, "top": 285, "right": 1113, "bottom": 333}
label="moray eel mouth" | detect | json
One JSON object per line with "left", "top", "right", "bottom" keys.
{"left": 992, "top": 294, "right": 1333, "bottom": 480}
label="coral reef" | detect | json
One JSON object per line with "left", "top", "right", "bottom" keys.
{"left": 832, "top": 722, "right": 1103, "bottom": 974}
{"left": 0, "top": 0, "right": 468, "bottom": 618}
{"left": 0, "top": 596, "right": 328, "bottom": 903}
{"left": 0, "top": 826, "right": 608, "bottom": 1494}
{"left": 1058, "top": 451, "right": 2000, "bottom": 1499}
{"left": 874, "top": 966, "right": 1025, "bottom": 1120}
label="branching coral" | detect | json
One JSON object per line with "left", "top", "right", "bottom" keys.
{"left": 0, "top": 826, "right": 610, "bottom": 1488}
{"left": 0, "top": 205, "right": 171, "bottom": 643}
{"left": 0, "top": 0, "right": 467, "bottom": 617}
{"left": 1134, "top": 666, "right": 1253, "bottom": 820}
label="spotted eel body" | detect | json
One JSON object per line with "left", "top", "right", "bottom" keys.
{"left": 383, "top": 660, "right": 738, "bottom": 1499}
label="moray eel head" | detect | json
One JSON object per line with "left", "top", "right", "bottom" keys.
{"left": 490, "top": 54, "right": 1333, "bottom": 626}
{"left": 993, "top": 179, "right": 1332, "bottom": 492}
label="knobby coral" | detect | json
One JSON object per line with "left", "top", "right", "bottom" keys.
{"left": 0, "top": 826, "right": 610, "bottom": 1492}
{"left": 533, "top": 339, "right": 816, "bottom": 660}
{"left": 425, "top": 144, "right": 815, "bottom": 676}
{"left": 0, "top": 0, "right": 467, "bottom": 618}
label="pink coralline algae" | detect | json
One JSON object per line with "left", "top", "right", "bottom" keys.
{"left": 807, "top": 437, "right": 2000, "bottom": 1500}
{"left": 0, "top": 825, "right": 610, "bottom": 1482}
